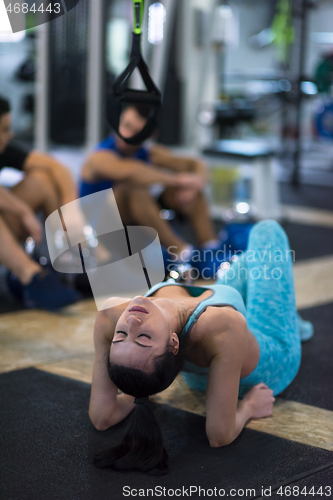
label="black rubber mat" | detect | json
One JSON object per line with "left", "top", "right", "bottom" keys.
{"left": 280, "top": 303, "right": 333, "bottom": 411}
{"left": 279, "top": 182, "right": 333, "bottom": 212}
{"left": 281, "top": 222, "right": 333, "bottom": 261}
{"left": 191, "top": 220, "right": 333, "bottom": 262}
{"left": 235, "top": 180, "right": 333, "bottom": 212}
{"left": 261, "top": 465, "right": 333, "bottom": 500}
{"left": 1, "top": 368, "right": 332, "bottom": 500}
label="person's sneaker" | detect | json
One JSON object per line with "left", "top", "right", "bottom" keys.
{"left": 23, "top": 270, "right": 82, "bottom": 311}
{"left": 297, "top": 313, "right": 314, "bottom": 342}
{"left": 224, "top": 222, "right": 254, "bottom": 252}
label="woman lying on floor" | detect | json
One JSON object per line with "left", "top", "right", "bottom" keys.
{"left": 89, "top": 220, "right": 308, "bottom": 475}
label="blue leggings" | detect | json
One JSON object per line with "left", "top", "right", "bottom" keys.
{"left": 183, "top": 220, "right": 301, "bottom": 397}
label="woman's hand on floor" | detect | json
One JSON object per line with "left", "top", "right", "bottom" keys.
{"left": 242, "top": 383, "right": 275, "bottom": 419}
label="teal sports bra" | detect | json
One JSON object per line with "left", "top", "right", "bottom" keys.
{"left": 145, "top": 282, "right": 247, "bottom": 375}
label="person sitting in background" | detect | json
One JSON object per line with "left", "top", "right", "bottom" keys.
{"left": 0, "top": 95, "right": 81, "bottom": 311}
{"left": 80, "top": 104, "right": 222, "bottom": 266}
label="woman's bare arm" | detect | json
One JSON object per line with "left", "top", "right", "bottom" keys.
{"left": 89, "top": 303, "right": 136, "bottom": 430}
{"left": 204, "top": 310, "right": 274, "bottom": 447}
{"left": 205, "top": 316, "right": 247, "bottom": 447}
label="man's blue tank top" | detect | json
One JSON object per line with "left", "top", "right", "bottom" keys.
{"left": 79, "top": 135, "right": 150, "bottom": 198}
{"left": 145, "top": 282, "right": 246, "bottom": 374}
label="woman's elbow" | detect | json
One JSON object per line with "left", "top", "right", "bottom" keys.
{"left": 93, "top": 423, "right": 107, "bottom": 432}
{"left": 209, "top": 436, "right": 233, "bottom": 448}
{"left": 89, "top": 412, "right": 111, "bottom": 432}
{"left": 207, "top": 429, "right": 235, "bottom": 448}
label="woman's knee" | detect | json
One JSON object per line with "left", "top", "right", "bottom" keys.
{"left": 249, "top": 219, "right": 289, "bottom": 248}
{"left": 252, "top": 219, "right": 282, "bottom": 233}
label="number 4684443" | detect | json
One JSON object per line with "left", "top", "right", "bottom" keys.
{"left": 6, "top": 3, "right": 61, "bottom": 14}
{"left": 276, "top": 485, "right": 332, "bottom": 496}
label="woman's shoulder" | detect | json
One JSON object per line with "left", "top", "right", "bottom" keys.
{"left": 184, "top": 306, "right": 247, "bottom": 368}
{"left": 196, "top": 305, "right": 246, "bottom": 334}
{"left": 194, "top": 306, "right": 247, "bottom": 352}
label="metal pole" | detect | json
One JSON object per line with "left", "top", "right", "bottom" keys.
{"left": 34, "top": 22, "right": 49, "bottom": 152}
{"left": 149, "top": 0, "right": 177, "bottom": 92}
{"left": 189, "top": 0, "right": 220, "bottom": 147}
{"left": 87, "top": 0, "right": 104, "bottom": 150}
{"left": 292, "top": 0, "right": 309, "bottom": 186}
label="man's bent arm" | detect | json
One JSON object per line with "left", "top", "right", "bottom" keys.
{"left": 150, "top": 144, "right": 208, "bottom": 180}
{"left": 84, "top": 150, "right": 195, "bottom": 188}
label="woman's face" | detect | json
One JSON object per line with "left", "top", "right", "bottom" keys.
{"left": 109, "top": 296, "right": 179, "bottom": 372}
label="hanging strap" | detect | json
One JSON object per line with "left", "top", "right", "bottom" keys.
{"left": 106, "top": 0, "right": 162, "bottom": 145}
{"left": 133, "top": 0, "right": 145, "bottom": 35}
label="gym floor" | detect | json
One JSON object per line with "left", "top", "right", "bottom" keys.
{"left": 1, "top": 179, "right": 333, "bottom": 499}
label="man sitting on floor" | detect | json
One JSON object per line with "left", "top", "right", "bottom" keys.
{"left": 0, "top": 95, "right": 81, "bottom": 310}
{"left": 80, "top": 104, "right": 222, "bottom": 266}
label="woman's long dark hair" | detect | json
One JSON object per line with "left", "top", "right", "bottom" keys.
{"left": 93, "top": 309, "right": 191, "bottom": 475}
